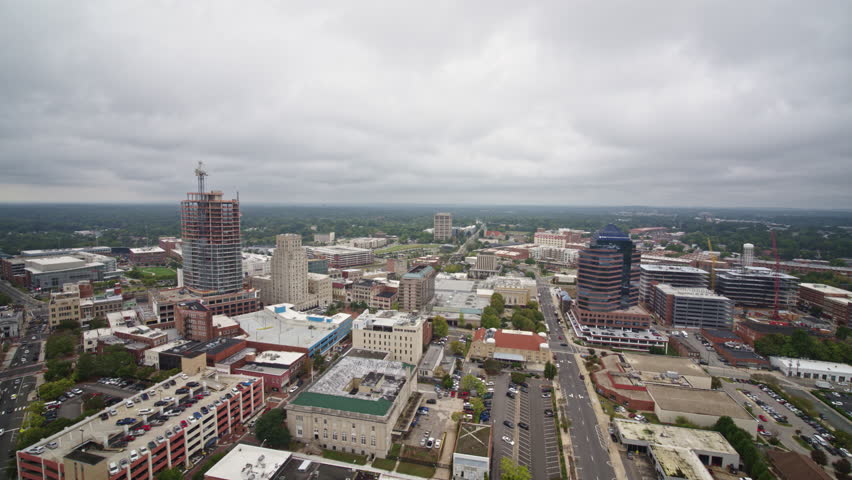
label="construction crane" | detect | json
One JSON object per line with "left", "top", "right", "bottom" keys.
{"left": 707, "top": 238, "right": 717, "bottom": 291}
{"left": 771, "top": 230, "right": 781, "bottom": 320}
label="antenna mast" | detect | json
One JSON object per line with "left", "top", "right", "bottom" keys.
{"left": 194, "top": 161, "right": 208, "bottom": 192}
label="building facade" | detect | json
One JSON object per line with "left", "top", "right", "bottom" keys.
{"left": 399, "top": 265, "right": 436, "bottom": 312}
{"left": 180, "top": 167, "right": 243, "bottom": 295}
{"left": 128, "top": 247, "right": 167, "bottom": 266}
{"left": 434, "top": 212, "right": 453, "bottom": 242}
{"left": 351, "top": 310, "right": 429, "bottom": 365}
{"left": 306, "top": 246, "right": 374, "bottom": 268}
{"left": 639, "top": 265, "right": 709, "bottom": 308}
{"left": 285, "top": 353, "right": 415, "bottom": 458}
{"left": 652, "top": 285, "right": 733, "bottom": 329}
{"left": 270, "top": 234, "right": 309, "bottom": 306}
{"left": 715, "top": 267, "right": 799, "bottom": 308}
{"left": 469, "top": 328, "right": 552, "bottom": 364}
{"left": 18, "top": 372, "right": 264, "bottom": 480}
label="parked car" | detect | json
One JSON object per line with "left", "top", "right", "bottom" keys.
{"left": 502, "top": 435, "right": 515, "bottom": 446}
{"left": 503, "top": 420, "right": 514, "bottom": 429}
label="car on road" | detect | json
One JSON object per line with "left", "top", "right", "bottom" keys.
{"left": 502, "top": 435, "right": 515, "bottom": 445}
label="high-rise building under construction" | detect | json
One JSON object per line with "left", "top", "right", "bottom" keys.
{"left": 180, "top": 163, "right": 243, "bottom": 295}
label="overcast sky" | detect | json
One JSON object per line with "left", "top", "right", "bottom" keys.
{"left": 1, "top": 2, "right": 851, "bottom": 208}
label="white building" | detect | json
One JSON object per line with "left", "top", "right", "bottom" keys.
{"left": 352, "top": 310, "right": 426, "bottom": 365}
{"left": 770, "top": 356, "right": 852, "bottom": 384}
{"left": 242, "top": 252, "right": 271, "bottom": 277}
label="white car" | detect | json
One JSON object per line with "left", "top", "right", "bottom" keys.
{"left": 125, "top": 400, "right": 134, "bottom": 408}
{"left": 289, "top": 385, "right": 299, "bottom": 393}
{"left": 138, "top": 408, "right": 153, "bottom": 415}
{"left": 502, "top": 435, "right": 515, "bottom": 446}
{"left": 434, "top": 439, "right": 442, "bottom": 449}
{"left": 162, "top": 397, "right": 174, "bottom": 403}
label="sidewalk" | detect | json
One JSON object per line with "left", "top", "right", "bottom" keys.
{"left": 576, "top": 355, "right": 628, "bottom": 480}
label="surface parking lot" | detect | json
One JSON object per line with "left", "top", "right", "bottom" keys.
{"left": 491, "top": 374, "right": 561, "bottom": 480}
{"left": 821, "top": 390, "right": 852, "bottom": 416}
{"left": 405, "top": 388, "right": 462, "bottom": 455}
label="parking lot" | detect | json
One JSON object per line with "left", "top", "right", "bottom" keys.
{"left": 723, "top": 381, "right": 847, "bottom": 459}
{"left": 406, "top": 385, "right": 462, "bottom": 456}
{"left": 817, "top": 390, "right": 852, "bottom": 417}
{"left": 490, "top": 374, "right": 561, "bottom": 480}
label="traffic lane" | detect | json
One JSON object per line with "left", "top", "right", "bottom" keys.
{"left": 783, "top": 386, "right": 852, "bottom": 436}
{"left": 556, "top": 352, "right": 614, "bottom": 480}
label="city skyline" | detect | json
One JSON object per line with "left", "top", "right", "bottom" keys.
{"left": 1, "top": 2, "right": 851, "bottom": 208}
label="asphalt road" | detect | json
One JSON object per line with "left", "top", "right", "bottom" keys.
{"left": 0, "top": 281, "right": 45, "bottom": 309}
{"left": 0, "top": 374, "right": 37, "bottom": 478}
{"left": 538, "top": 282, "right": 616, "bottom": 480}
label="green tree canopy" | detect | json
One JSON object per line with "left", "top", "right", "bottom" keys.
{"left": 432, "top": 316, "right": 449, "bottom": 338}
{"left": 255, "top": 409, "right": 291, "bottom": 448}
{"left": 155, "top": 468, "right": 184, "bottom": 480}
{"left": 490, "top": 293, "right": 505, "bottom": 315}
{"left": 500, "top": 457, "right": 531, "bottom": 480}
{"left": 544, "top": 361, "right": 557, "bottom": 380}
{"left": 38, "top": 378, "right": 75, "bottom": 401}
{"left": 45, "top": 333, "right": 75, "bottom": 359}
{"left": 461, "top": 374, "right": 486, "bottom": 396}
{"left": 442, "top": 374, "right": 453, "bottom": 389}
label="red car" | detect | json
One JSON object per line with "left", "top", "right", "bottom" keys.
{"left": 123, "top": 435, "right": 135, "bottom": 442}
{"left": 194, "top": 394, "right": 204, "bottom": 400}
{"left": 758, "top": 415, "right": 768, "bottom": 422}
{"left": 141, "top": 425, "right": 151, "bottom": 431}
{"left": 180, "top": 420, "right": 188, "bottom": 428}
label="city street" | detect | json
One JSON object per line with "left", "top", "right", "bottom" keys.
{"left": 0, "top": 374, "right": 37, "bottom": 476}
{"left": 538, "top": 282, "right": 616, "bottom": 480}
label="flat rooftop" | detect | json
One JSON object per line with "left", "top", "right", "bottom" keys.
{"left": 234, "top": 304, "right": 350, "bottom": 349}
{"left": 615, "top": 419, "right": 737, "bottom": 454}
{"left": 455, "top": 422, "right": 491, "bottom": 457}
{"left": 205, "top": 443, "right": 291, "bottom": 480}
{"left": 640, "top": 265, "right": 708, "bottom": 274}
{"left": 24, "top": 370, "right": 258, "bottom": 465}
{"left": 353, "top": 310, "right": 422, "bottom": 330}
{"left": 252, "top": 350, "right": 305, "bottom": 367}
{"left": 801, "top": 283, "right": 852, "bottom": 296}
{"left": 655, "top": 285, "right": 728, "bottom": 300}
{"left": 646, "top": 385, "right": 752, "bottom": 420}
{"left": 288, "top": 355, "right": 411, "bottom": 416}
{"left": 129, "top": 247, "right": 165, "bottom": 254}
{"left": 623, "top": 353, "right": 709, "bottom": 378}
{"left": 650, "top": 445, "right": 714, "bottom": 480}
{"left": 434, "top": 277, "right": 489, "bottom": 313}
{"left": 702, "top": 328, "right": 740, "bottom": 340}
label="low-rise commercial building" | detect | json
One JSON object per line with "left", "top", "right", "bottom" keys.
{"left": 233, "top": 350, "right": 306, "bottom": 392}
{"left": 766, "top": 449, "right": 833, "bottom": 480}
{"left": 307, "top": 245, "right": 373, "bottom": 268}
{"left": 453, "top": 422, "right": 492, "bottom": 480}
{"left": 352, "top": 310, "right": 430, "bottom": 365}
{"left": 128, "top": 247, "right": 167, "bottom": 266}
{"left": 652, "top": 285, "right": 733, "bottom": 329}
{"left": 770, "top": 356, "right": 852, "bottom": 383}
{"left": 25, "top": 255, "right": 106, "bottom": 291}
{"left": 0, "top": 310, "right": 22, "bottom": 338}
{"left": 469, "top": 328, "right": 552, "bottom": 365}
{"left": 733, "top": 319, "right": 802, "bottom": 347}
{"left": 701, "top": 328, "right": 769, "bottom": 368}
{"left": 285, "top": 351, "right": 416, "bottom": 458}
{"left": 481, "top": 277, "right": 537, "bottom": 306}
{"left": 614, "top": 419, "right": 739, "bottom": 478}
{"left": 151, "top": 287, "right": 260, "bottom": 324}
{"left": 233, "top": 303, "right": 352, "bottom": 357}
{"left": 645, "top": 384, "right": 756, "bottom": 435}
{"left": 18, "top": 371, "right": 264, "bottom": 480}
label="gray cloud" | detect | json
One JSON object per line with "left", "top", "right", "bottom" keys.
{"left": 1, "top": 0, "right": 851, "bottom": 208}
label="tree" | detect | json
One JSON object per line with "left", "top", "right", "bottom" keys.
{"left": 88, "top": 317, "right": 108, "bottom": 329}
{"left": 255, "top": 408, "right": 291, "bottom": 448}
{"left": 441, "top": 374, "right": 453, "bottom": 389}
{"left": 490, "top": 293, "right": 505, "bottom": 315}
{"left": 38, "top": 378, "right": 75, "bottom": 401}
{"left": 461, "top": 375, "right": 485, "bottom": 396}
{"left": 432, "top": 316, "right": 449, "bottom": 338}
{"left": 544, "top": 361, "right": 557, "bottom": 380}
{"left": 524, "top": 258, "right": 536, "bottom": 265}
{"left": 313, "top": 353, "right": 326, "bottom": 371}
{"left": 711, "top": 377, "right": 722, "bottom": 390}
{"left": 45, "top": 333, "right": 75, "bottom": 359}
{"left": 483, "top": 358, "right": 501, "bottom": 374}
{"left": 450, "top": 341, "right": 465, "bottom": 356}
{"left": 44, "top": 359, "right": 74, "bottom": 382}
{"left": 470, "top": 397, "right": 485, "bottom": 421}
{"left": 500, "top": 457, "right": 531, "bottom": 480}
{"left": 834, "top": 458, "right": 851, "bottom": 478}
{"left": 156, "top": 468, "right": 184, "bottom": 480}
{"left": 811, "top": 448, "right": 828, "bottom": 466}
